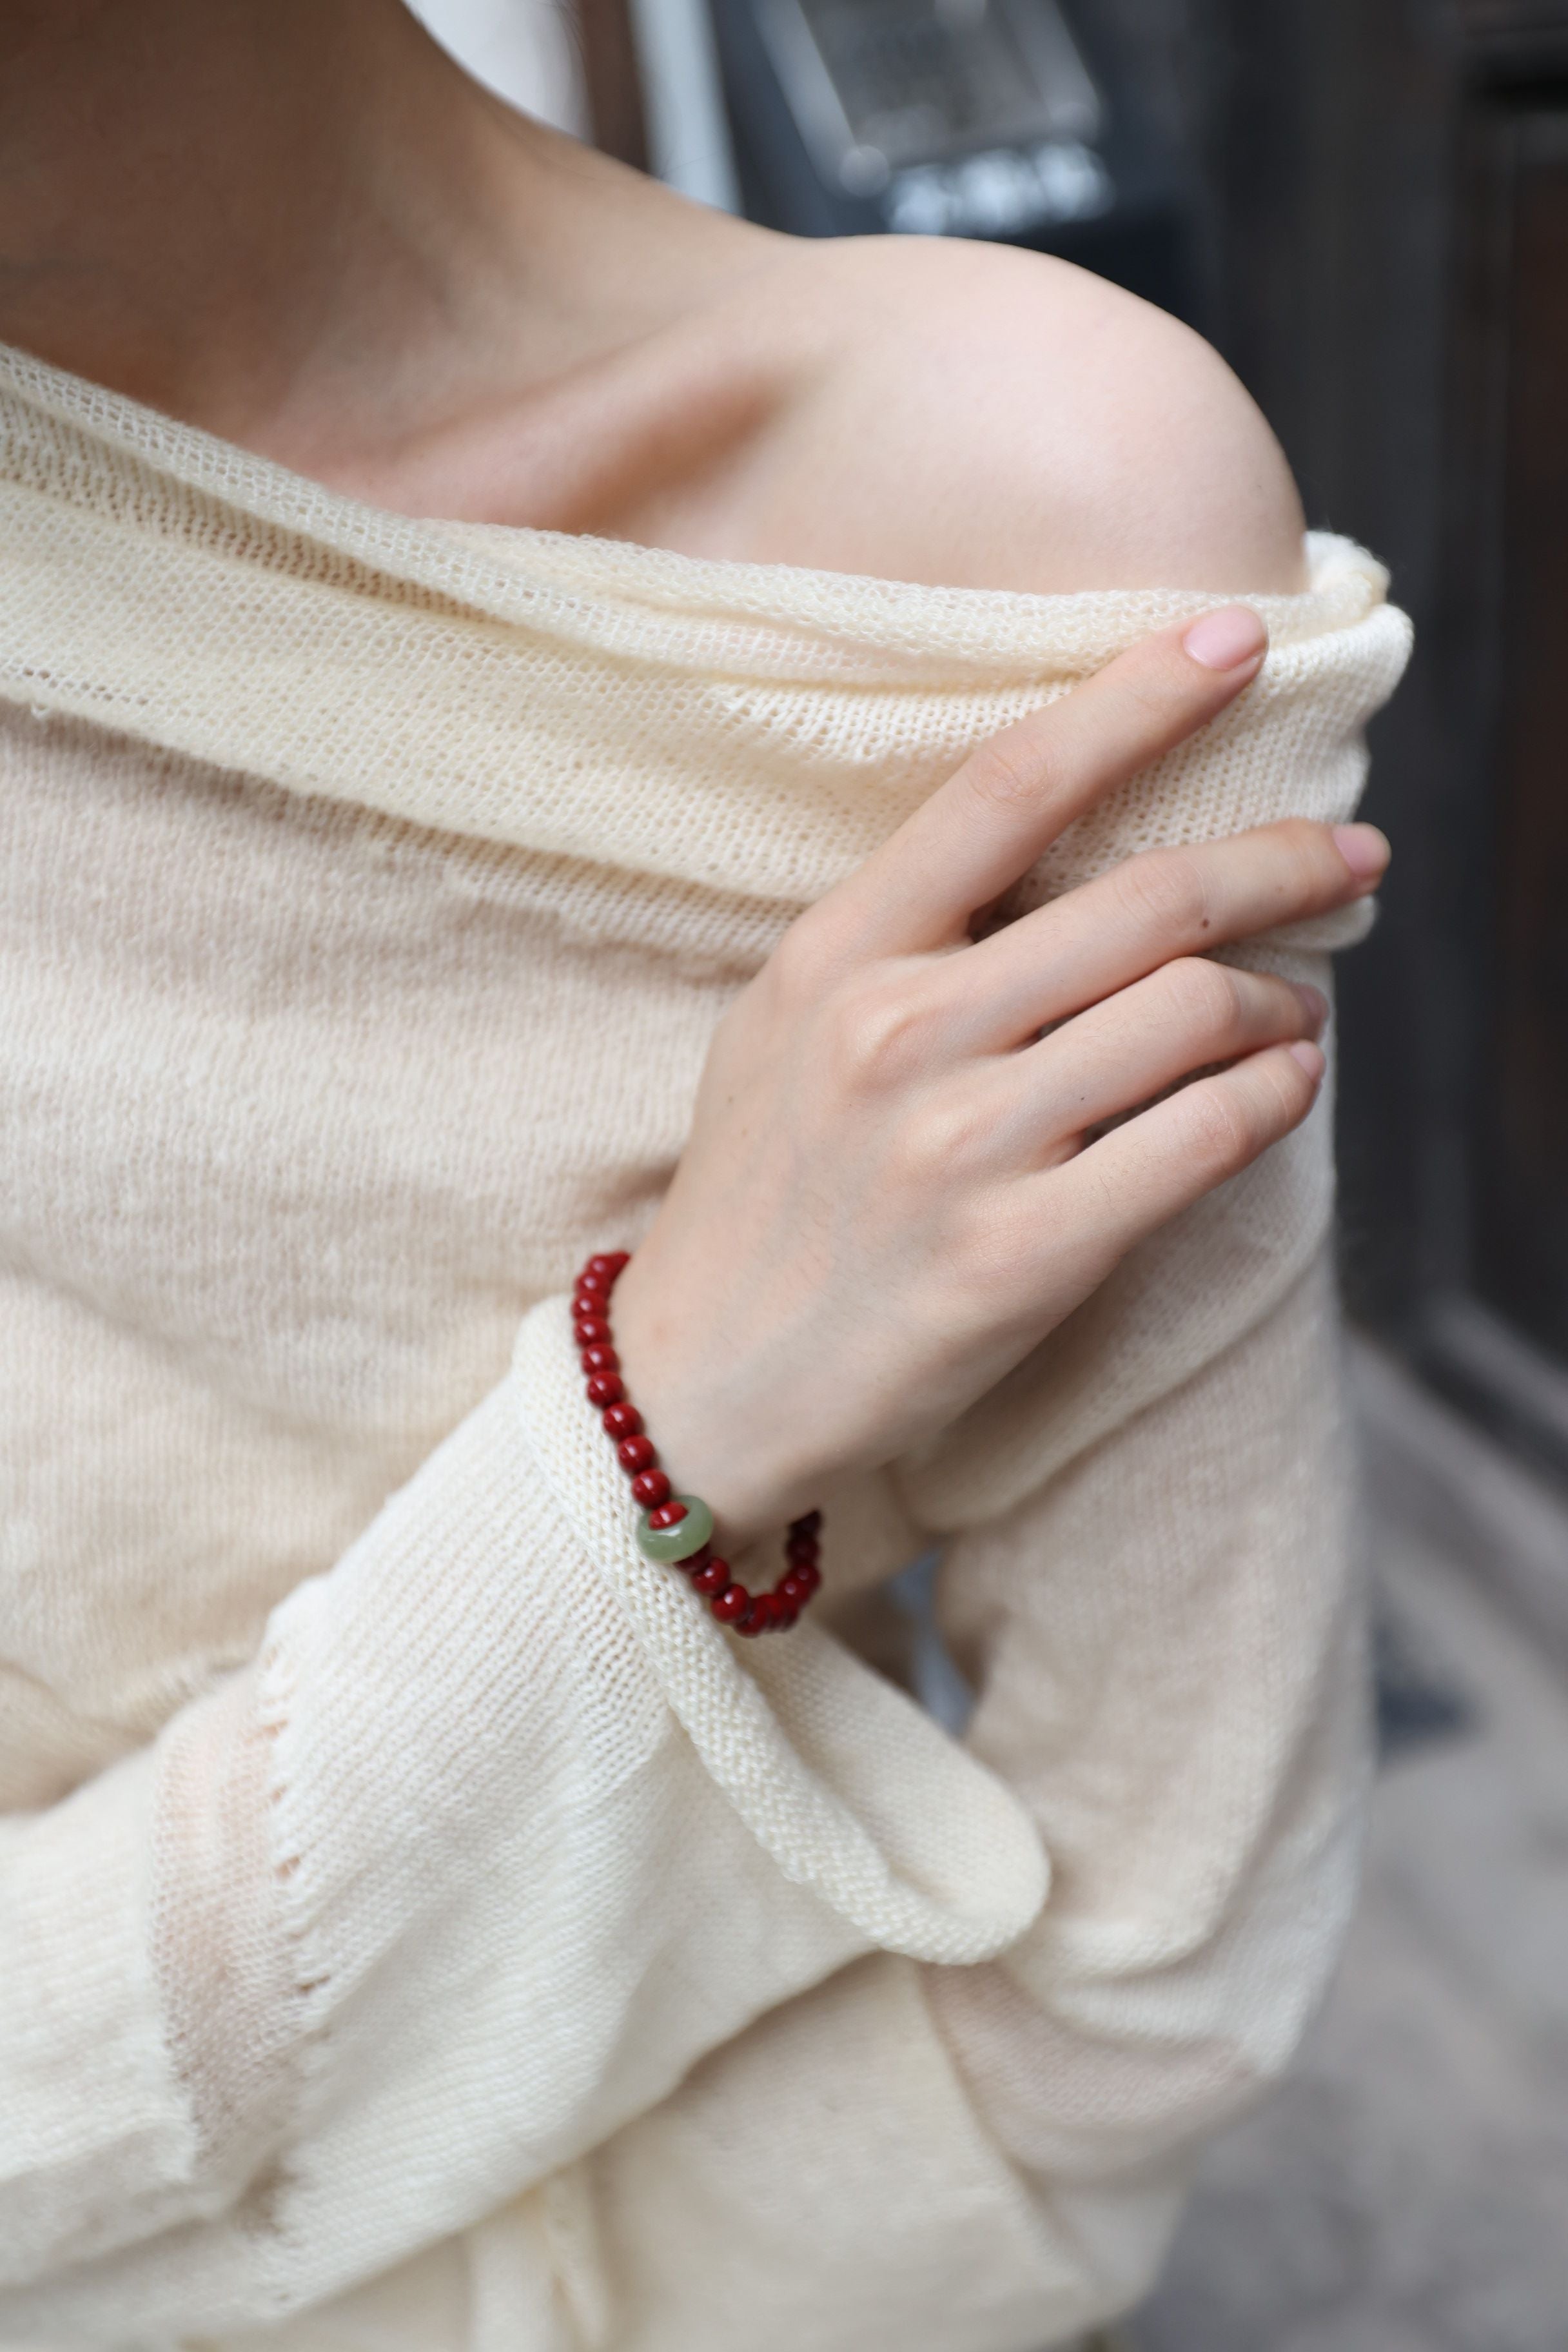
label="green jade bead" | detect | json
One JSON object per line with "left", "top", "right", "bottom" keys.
{"left": 636, "top": 1494, "right": 715, "bottom": 1564}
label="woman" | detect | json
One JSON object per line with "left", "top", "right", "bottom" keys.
{"left": 0, "top": 2, "right": 1408, "bottom": 2346}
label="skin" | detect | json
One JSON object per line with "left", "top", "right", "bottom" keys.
{"left": 0, "top": 0, "right": 1389, "bottom": 1540}
{"left": 0, "top": 0, "right": 1305, "bottom": 592}
{"left": 613, "top": 619, "right": 1384, "bottom": 1531}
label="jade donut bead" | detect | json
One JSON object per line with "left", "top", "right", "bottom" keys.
{"left": 636, "top": 1495, "right": 714, "bottom": 1563}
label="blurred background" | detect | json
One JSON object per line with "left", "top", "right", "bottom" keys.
{"left": 412, "top": 3, "right": 1568, "bottom": 2340}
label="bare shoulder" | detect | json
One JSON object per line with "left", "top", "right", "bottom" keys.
{"left": 346, "top": 159, "right": 1304, "bottom": 599}
{"left": 741, "top": 234, "right": 1308, "bottom": 596}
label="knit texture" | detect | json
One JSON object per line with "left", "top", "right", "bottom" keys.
{"left": 0, "top": 342, "right": 1409, "bottom": 2351}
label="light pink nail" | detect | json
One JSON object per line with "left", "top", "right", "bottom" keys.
{"left": 1295, "top": 984, "right": 1329, "bottom": 1036}
{"left": 1288, "top": 1041, "right": 1326, "bottom": 1083}
{"left": 1332, "top": 823, "right": 1391, "bottom": 882}
{"left": 1183, "top": 606, "right": 1268, "bottom": 671}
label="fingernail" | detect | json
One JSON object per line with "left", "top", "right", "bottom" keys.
{"left": 1288, "top": 1041, "right": 1326, "bottom": 1083}
{"left": 1295, "top": 983, "right": 1329, "bottom": 1037}
{"left": 1332, "top": 823, "right": 1390, "bottom": 883}
{"left": 1183, "top": 605, "right": 1268, "bottom": 671}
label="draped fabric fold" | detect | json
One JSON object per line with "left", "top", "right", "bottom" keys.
{"left": 0, "top": 340, "right": 1406, "bottom": 905}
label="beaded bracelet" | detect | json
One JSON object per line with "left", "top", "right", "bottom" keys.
{"left": 573, "top": 1252, "right": 822, "bottom": 1636}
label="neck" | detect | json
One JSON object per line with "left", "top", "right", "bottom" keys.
{"left": 0, "top": 0, "right": 682, "bottom": 464}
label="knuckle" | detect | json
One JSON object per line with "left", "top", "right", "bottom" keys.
{"left": 1161, "top": 954, "right": 1240, "bottom": 1035}
{"left": 830, "top": 968, "right": 942, "bottom": 1089}
{"left": 1120, "top": 847, "right": 1208, "bottom": 936}
{"left": 894, "top": 1088, "right": 990, "bottom": 1186}
{"left": 963, "top": 728, "right": 1054, "bottom": 815}
{"left": 1179, "top": 1078, "right": 1254, "bottom": 1177}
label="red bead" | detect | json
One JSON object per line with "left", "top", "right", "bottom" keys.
{"left": 710, "top": 1583, "right": 750, "bottom": 1623}
{"left": 580, "top": 1344, "right": 619, "bottom": 1375}
{"left": 586, "top": 1252, "right": 629, "bottom": 1279}
{"left": 585, "top": 1373, "right": 625, "bottom": 1407}
{"left": 631, "top": 1469, "right": 671, "bottom": 1508}
{"left": 692, "top": 1556, "right": 730, "bottom": 1595}
{"left": 680, "top": 1544, "right": 712, "bottom": 1574}
{"left": 790, "top": 1511, "right": 823, "bottom": 1536}
{"left": 778, "top": 1571, "right": 812, "bottom": 1608}
{"left": 772, "top": 1602, "right": 799, "bottom": 1630}
{"left": 576, "top": 1267, "right": 614, "bottom": 1295}
{"left": 734, "top": 1604, "right": 765, "bottom": 1636}
{"left": 785, "top": 1532, "right": 819, "bottom": 1563}
{"left": 573, "top": 1315, "right": 611, "bottom": 1347}
{"left": 790, "top": 1560, "right": 821, "bottom": 1597}
{"left": 618, "top": 1435, "right": 657, "bottom": 1474}
{"left": 647, "top": 1500, "right": 687, "bottom": 1529}
{"left": 602, "top": 1401, "right": 643, "bottom": 1440}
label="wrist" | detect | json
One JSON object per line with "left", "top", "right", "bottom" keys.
{"left": 599, "top": 1251, "right": 805, "bottom": 1546}
{"left": 570, "top": 1251, "right": 823, "bottom": 1634}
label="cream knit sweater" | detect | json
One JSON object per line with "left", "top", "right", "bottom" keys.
{"left": 0, "top": 343, "right": 1410, "bottom": 2352}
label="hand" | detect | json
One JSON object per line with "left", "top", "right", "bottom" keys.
{"left": 611, "top": 606, "right": 1389, "bottom": 1540}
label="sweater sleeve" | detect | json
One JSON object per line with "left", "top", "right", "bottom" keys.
{"left": 0, "top": 1343, "right": 1044, "bottom": 2342}
{"left": 582, "top": 1244, "right": 1367, "bottom": 2352}
{"left": 1, "top": 965, "right": 1373, "bottom": 2352}
{"left": 546, "top": 884, "right": 1370, "bottom": 2349}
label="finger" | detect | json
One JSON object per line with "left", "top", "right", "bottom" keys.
{"left": 1035, "top": 1040, "right": 1325, "bottom": 1277}
{"left": 1016, "top": 961, "right": 1326, "bottom": 1150}
{"left": 961, "top": 817, "right": 1387, "bottom": 1049}
{"left": 804, "top": 607, "right": 1269, "bottom": 965}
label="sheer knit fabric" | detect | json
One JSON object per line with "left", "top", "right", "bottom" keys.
{"left": 0, "top": 342, "right": 1410, "bottom": 2351}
